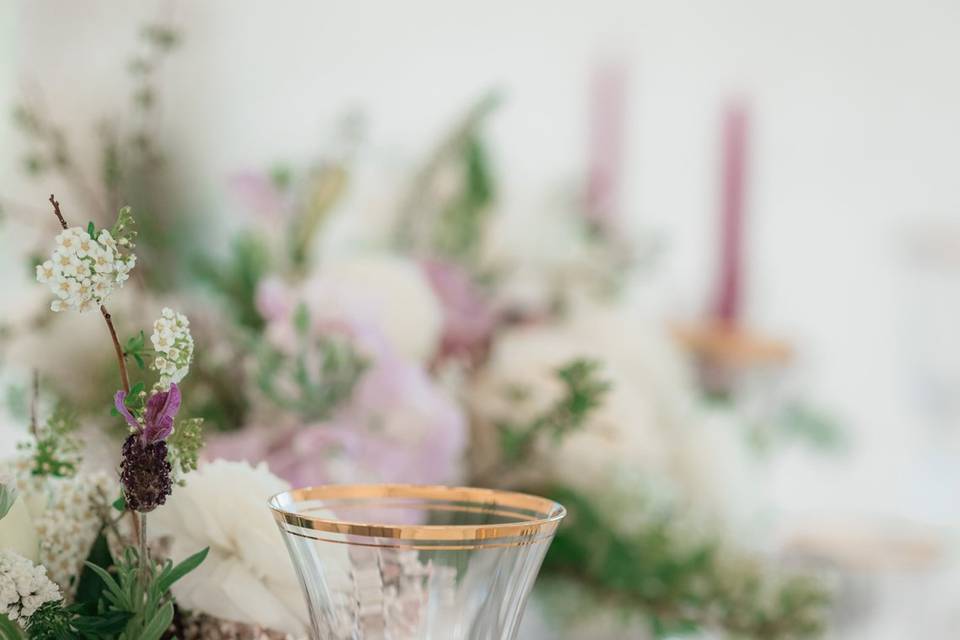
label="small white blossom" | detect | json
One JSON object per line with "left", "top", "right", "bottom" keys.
{"left": 37, "top": 226, "right": 135, "bottom": 313}
{"left": 35, "top": 261, "right": 55, "bottom": 284}
{"left": 0, "top": 550, "right": 60, "bottom": 621}
{"left": 151, "top": 307, "right": 194, "bottom": 390}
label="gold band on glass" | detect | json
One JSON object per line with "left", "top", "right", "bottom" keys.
{"left": 269, "top": 484, "right": 565, "bottom": 545}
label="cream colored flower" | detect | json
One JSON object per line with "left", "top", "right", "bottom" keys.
{"left": 471, "top": 304, "right": 718, "bottom": 530}
{"left": 150, "top": 308, "right": 194, "bottom": 390}
{"left": 38, "top": 225, "right": 134, "bottom": 312}
{"left": 0, "top": 550, "right": 60, "bottom": 621}
{"left": 151, "top": 460, "right": 317, "bottom": 636}
{"left": 301, "top": 254, "right": 443, "bottom": 363}
{"left": 35, "top": 261, "right": 55, "bottom": 284}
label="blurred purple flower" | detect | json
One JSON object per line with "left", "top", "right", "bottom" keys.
{"left": 255, "top": 274, "right": 393, "bottom": 359}
{"left": 422, "top": 259, "right": 496, "bottom": 361}
{"left": 255, "top": 276, "right": 296, "bottom": 324}
{"left": 114, "top": 383, "right": 181, "bottom": 444}
{"left": 207, "top": 353, "right": 466, "bottom": 488}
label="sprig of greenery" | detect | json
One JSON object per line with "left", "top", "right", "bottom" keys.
{"left": 256, "top": 304, "right": 367, "bottom": 421}
{"left": 110, "top": 206, "right": 137, "bottom": 254}
{"left": 497, "top": 359, "right": 610, "bottom": 463}
{"left": 123, "top": 331, "right": 147, "bottom": 371}
{"left": 193, "top": 233, "right": 271, "bottom": 331}
{"left": 395, "top": 91, "right": 500, "bottom": 263}
{"left": 541, "top": 487, "right": 831, "bottom": 639}
{"left": 18, "top": 404, "right": 82, "bottom": 478}
{"left": 82, "top": 546, "right": 208, "bottom": 640}
{"left": 22, "top": 601, "right": 128, "bottom": 640}
{"left": 167, "top": 418, "right": 204, "bottom": 476}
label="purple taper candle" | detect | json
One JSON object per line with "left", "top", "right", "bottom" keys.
{"left": 585, "top": 60, "right": 628, "bottom": 230}
{"left": 712, "top": 102, "right": 749, "bottom": 325}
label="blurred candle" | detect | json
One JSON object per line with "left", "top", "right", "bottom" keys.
{"left": 585, "top": 60, "right": 628, "bottom": 230}
{"left": 712, "top": 102, "right": 750, "bottom": 325}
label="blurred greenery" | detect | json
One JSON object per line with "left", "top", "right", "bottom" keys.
{"left": 542, "top": 487, "right": 831, "bottom": 639}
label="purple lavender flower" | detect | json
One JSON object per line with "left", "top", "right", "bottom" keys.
{"left": 115, "top": 383, "right": 181, "bottom": 512}
{"left": 114, "top": 383, "right": 181, "bottom": 444}
{"left": 120, "top": 435, "right": 172, "bottom": 512}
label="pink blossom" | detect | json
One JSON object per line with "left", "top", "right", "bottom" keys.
{"left": 207, "top": 349, "right": 467, "bottom": 488}
{"left": 229, "top": 172, "right": 288, "bottom": 219}
{"left": 422, "top": 259, "right": 496, "bottom": 361}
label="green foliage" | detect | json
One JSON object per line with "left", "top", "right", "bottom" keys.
{"left": 193, "top": 233, "right": 270, "bottom": 331}
{"left": 731, "top": 400, "right": 846, "bottom": 455}
{"left": 23, "top": 600, "right": 126, "bottom": 640}
{"left": 256, "top": 312, "right": 368, "bottom": 421}
{"left": 140, "top": 24, "right": 180, "bottom": 51}
{"left": 123, "top": 331, "right": 147, "bottom": 370}
{"left": 73, "top": 533, "right": 115, "bottom": 615}
{"left": 542, "top": 487, "right": 831, "bottom": 639}
{"left": 0, "top": 612, "right": 25, "bottom": 639}
{"left": 110, "top": 206, "right": 137, "bottom": 253}
{"left": 497, "top": 359, "right": 610, "bottom": 463}
{"left": 82, "top": 546, "right": 207, "bottom": 640}
{"left": 289, "top": 165, "right": 349, "bottom": 270}
{"left": 19, "top": 403, "right": 82, "bottom": 478}
{"left": 167, "top": 418, "right": 204, "bottom": 476}
{"left": 431, "top": 132, "right": 495, "bottom": 260}
{"left": 0, "top": 483, "right": 18, "bottom": 520}
{"left": 395, "top": 91, "right": 501, "bottom": 262}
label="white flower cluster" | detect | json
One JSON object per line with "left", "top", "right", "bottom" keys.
{"left": 35, "top": 226, "right": 136, "bottom": 313}
{"left": 4, "top": 461, "right": 116, "bottom": 598}
{"left": 151, "top": 307, "right": 194, "bottom": 390}
{"left": 0, "top": 550, "right": 60, "bottom": 622}
{"left": 31, "top": 472, "right": 114, "bottom": 596}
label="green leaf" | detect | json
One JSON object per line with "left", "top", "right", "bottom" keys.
{"left": 112, "top": 495, "right": 126, "bottom": 512}
{"left": 0, "top": 484, "right": 17, "bottom": 520}
{"left": 154, "top": 546, "right": 208, "bottom": 594}
{"left": 83, "top": 561, "right": 132, "bottom": 611}
{"left": 0, "top": 613, "right": 24, "bottom": 640}
{"left": 73, "top": 533, "right": 114, "bottom": 612}
{"left": 138, "top": 601, "right": 173, "bottom": 640}
{"left": 125, "top": 330, "right": 145, "bottom": 353}
{"left": 87, "top": 221, "right": 96, "bottom": 239}
{"left": 293, "top": 302, "right": 310, "bottom": 336}
{"left": 133, "top": 353, "right": 145, "bottom": 370}
{"left": 70, "top": 609, "right": 130, "bottom": 634}
{"left": 128, "top": 381, "right": 145, "bottom": 399}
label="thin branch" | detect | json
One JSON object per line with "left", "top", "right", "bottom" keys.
{"left": 46, "top": 194, "right": 142, "bottom": 558}
{"left": 48, "top": 194, "right": 68, "bottom": 229}
{"left": 101, "top": 305, "right": 131, "bottom": 395}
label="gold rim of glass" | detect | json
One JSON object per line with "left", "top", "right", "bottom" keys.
{"left": 269, "top": 484, "right": 566, "bottom": 544}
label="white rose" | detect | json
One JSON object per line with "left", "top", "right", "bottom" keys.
{"left": 150, "top": 460, "right": 314, "bottom": 635}
{"left": 471, "top": 304, "right": 705, "bottom": 526}
{"left": 308, "top": 254, "right": 442, "bottom": 362}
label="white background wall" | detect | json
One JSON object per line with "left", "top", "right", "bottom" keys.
{"left": 3, "top": 0, "right": 960, "bottom": 530}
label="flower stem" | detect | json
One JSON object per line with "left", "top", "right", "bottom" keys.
{"left": 47, "top": 194, "right": 68, "bottom": 230}
{"left": 100, "top": 305, "right": 131, "bottom": 395}
{"left": 138, "top": 512, "right": 149, "bottom": 588}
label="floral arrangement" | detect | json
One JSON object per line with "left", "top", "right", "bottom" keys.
{"left": 1, "top": 195, "right": 210, "bottom": 639}
{"left": 1, "top": 19, "right": 834, "bottom": 640}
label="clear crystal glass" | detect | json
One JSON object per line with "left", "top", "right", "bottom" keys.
{"left": 269, "top": 484, "right": 565, "bottom": 640}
